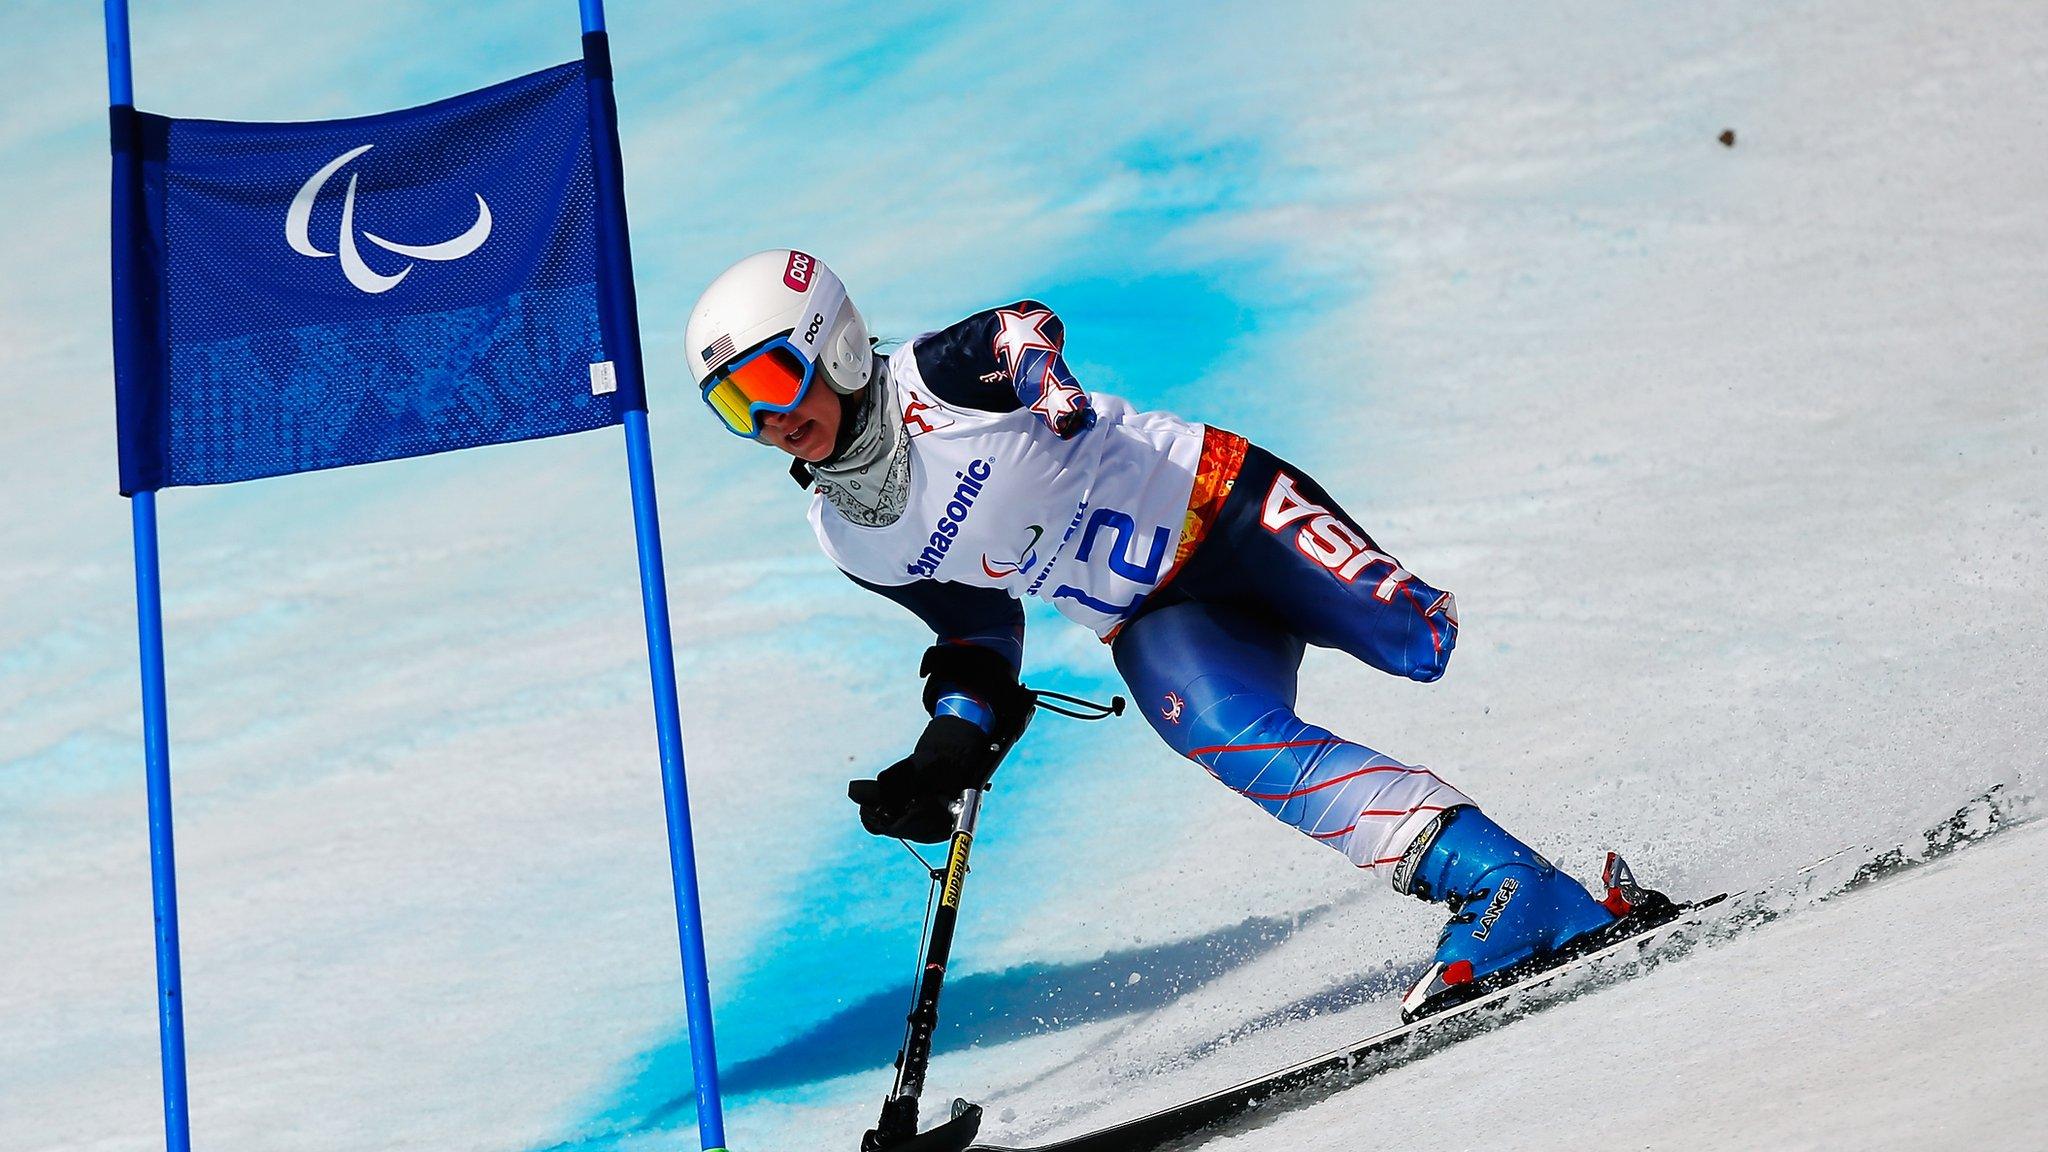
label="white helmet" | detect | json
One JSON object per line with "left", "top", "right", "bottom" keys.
{"left": 685, "top": 250, "right": 871, "bottom": 437}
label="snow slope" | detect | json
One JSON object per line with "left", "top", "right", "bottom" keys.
{"left": 1199, "top": 813, "right": 2048, "bottom": 1152}
{"left": 2, "top": 1, "right": 2043, "bottom": 1151}
{"left": 951, "top": 3, "right": 2048, "bottom": 1147}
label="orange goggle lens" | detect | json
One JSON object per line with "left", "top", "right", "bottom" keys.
{"left": 701, "top": 343, "right": 813, "bottom": 437}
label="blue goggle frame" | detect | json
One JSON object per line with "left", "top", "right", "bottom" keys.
{"left": 699, "top": 333, "right": 818, "bottom": 439}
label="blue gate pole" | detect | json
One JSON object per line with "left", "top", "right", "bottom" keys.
{"left": 580, "top": 1, "right": 728, "bottom": 1147}
{"left": 107, "top": 3, "right": 195, "bottom": 1149}
{"left": 132, "top": 492, "right": 193, "bottom": 1152}
{"left": 622, "top": 412, "right": 728, "bottom": 1151}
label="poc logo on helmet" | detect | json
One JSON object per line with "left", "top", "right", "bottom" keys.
{"left": 783, "top": 251, "right": 815, "bottom": 292}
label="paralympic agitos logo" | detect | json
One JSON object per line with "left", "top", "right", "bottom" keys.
{"left": 905, "top": 458, "right": 995, "bottom": 578}
{"left": 287, "top": 144, "right": 493, "bottom": 295}
{"left": 980, "top": 524, "right": 1043, "bottom": 579}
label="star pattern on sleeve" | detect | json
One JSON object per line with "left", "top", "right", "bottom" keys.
{"left": 990, "top": 306, "right": 1060, "bottom": 376}
{"left": 1028, "top": 367, "right": 1088, "bottom": 429}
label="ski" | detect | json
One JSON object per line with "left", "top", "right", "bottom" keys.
{"left": 964, "top": 892, "right": 1728, "bottom": 1152}
{"left": 963, "top": 785, "right": 2030, "bottom": 1152}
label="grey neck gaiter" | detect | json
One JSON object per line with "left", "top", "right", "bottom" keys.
{"left": 808, "top": 354, "right": 910, "bottom": 527}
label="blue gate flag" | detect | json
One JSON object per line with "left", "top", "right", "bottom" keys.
{"left": 110, "top": 59, "right": 643, "bottom": 494}
{"left": 105, "top": 7, "right": 727, "bottom": 1151}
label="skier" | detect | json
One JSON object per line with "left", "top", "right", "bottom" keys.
{"left": 682, "top": 249, "right": 1661, "bottom": 1019}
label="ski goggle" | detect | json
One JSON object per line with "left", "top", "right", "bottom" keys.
{"left": 700, "top": 335, "right": 817, "bottom": 439}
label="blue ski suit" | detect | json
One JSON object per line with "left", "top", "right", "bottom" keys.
{"left": 837, "top": 303, "right": 1471, "bottom": 872}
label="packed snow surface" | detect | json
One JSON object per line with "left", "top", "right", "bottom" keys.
{"left": 1195, "top": 814, "right": 2048, "bottom": 1152}
{"left": 1, "top": 1, "right": 2042, "bottom": 1150}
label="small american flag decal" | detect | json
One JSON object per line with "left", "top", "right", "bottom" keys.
{"left": 702, "top": 334, "right": 737, "bottom": 372}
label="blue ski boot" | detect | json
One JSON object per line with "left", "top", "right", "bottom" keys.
{"left": 1395, "top": 805, "right": 1645, "bottom": 1022}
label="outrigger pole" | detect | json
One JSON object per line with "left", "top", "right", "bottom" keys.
{"left": 862, "top": 689, "right": 1123, "bottom": 1152}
